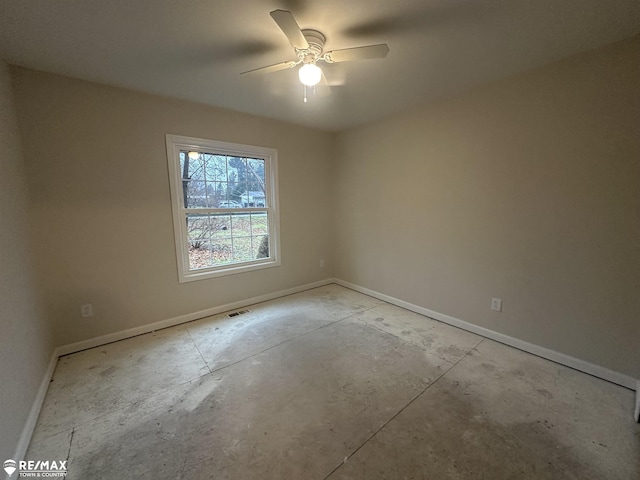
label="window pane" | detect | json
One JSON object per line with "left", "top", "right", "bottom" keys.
{"left": 187, "top": 214, "right": 209, "bottom": 248}
{"left": 213, "top": 182, "right": 228, "bottom": 207}
{"left": 201, "top": 154, "right": 227, "bottom": 209}
{"left": 251, "top": 213, "right": 268, "bottom": 236}
{"left": 250, "top": 159, "right": 266, "bottom": 207}
{"left": 189, "top": 248, "right": 212, "bottom": 270}
{"left": 211, "top": 238, "right": 233, "bottom": 265}
{"left": 231, "top": 212, "right": 250, "bottom": 236}
{"left": 225, "top": 157, "right": 244, "bottom": 206}
{"left": 211, "top": 214, "right": 231, "bottom": 238}
{"left": 180, "top": 152, "right": 205, "bottom": 181}
{"left": 232, "top": 236, "right": 253, "bottom": 262}
{"left": 184, "top": 180, "right": 207, "bottom": 208}
{"left": 212, "top": 155, "right": 228, "bottom": 181}
{"left": 255, "top": 235, "right": 269, "bottom": 259}
{"left": 205, "top": 181, "right": 224, "bottom": 208}
{"left": 187, "top": 213, "right": 212, "bottom": 270}
{"left": 248, "top": 158, "right": 266, "bottom": 197}
{"left": 189, "top": 156, "right": 205, "bottom": 181}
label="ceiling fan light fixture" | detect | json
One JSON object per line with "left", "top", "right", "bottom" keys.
{"left": 242, "top": 10, "right": 389, "bottom": 102}
{"left": 298, "top": 63, "right": 322, "bottom": 86}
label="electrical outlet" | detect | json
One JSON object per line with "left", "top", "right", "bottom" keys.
{"left": 491, "top": 298, "right": 502, "bottom": 312}
{"left": 80, "top": 304, "right": 93, "bottom": 318}
{"left": 319, "top": 259, "right": 325, "bottom": 268}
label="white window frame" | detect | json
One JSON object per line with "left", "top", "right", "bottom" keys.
{"left": 165, "top": 134, "right": 281, "bottom": 283}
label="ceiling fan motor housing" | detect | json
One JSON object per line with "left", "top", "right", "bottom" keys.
{"left": 297, "top": 29, "right": 326, "bottom": 64}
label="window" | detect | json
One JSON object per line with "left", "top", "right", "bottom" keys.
{"left": 166, "top": 135, "right": 280, "bottom": 282}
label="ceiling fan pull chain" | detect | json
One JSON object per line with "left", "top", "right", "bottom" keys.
{"left": 303, "top": 84, "right": 308, "bottom": 103}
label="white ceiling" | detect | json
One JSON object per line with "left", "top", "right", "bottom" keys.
{"left": 1, "top": 0, "right": 640, "bottom": 132}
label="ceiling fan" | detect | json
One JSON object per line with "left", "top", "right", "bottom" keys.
{"left": 242, "top": 10, "right": 390, "bottom": 102}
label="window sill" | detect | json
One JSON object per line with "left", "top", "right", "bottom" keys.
{"left": 178, "top": 258, "right": 281, "bottom": 283}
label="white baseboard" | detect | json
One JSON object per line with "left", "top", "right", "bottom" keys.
{"left": 333, "top": 278, "right": 639, "bottom": 391}
{"left": 57, "top": 278, "right": 334, "bottom": 356}
{"left": 13, "top": 348, "right": 59, "bottom": 462}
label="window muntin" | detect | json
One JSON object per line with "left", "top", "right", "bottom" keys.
{"left": 166, "top": 135, "right": 280, "bottom": 282}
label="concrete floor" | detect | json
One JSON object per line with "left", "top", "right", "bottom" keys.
{"left": 27, "top": 284, "right": 639, "bottom": 479}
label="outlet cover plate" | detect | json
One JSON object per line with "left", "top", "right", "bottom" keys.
{"left": 81, "top": 304, "right": 93, "bottom": 317}
{"left": 491, "top": 298, "right": 502, "bottom": 312}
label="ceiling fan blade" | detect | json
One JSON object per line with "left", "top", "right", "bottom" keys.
{"left": 270, "top": 10, "right": 309, "bottom": 50}
{"left": 315, "top": 71, "right": 331, "bottom": 97}
{"left": 324, "top": 44, "right": 390, "bottom": 63}
{"left": 241, "top": 61, "right": 297, "bottom": 75}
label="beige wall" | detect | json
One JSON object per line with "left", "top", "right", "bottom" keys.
{"left": 0, "top": 61, "right": 53, "bottom": 460}
{"left": 11, "top": 68, "right": 334, "bottom": 346}
{"left": 333, "top": 35, "right": 640, "bottom": 378}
